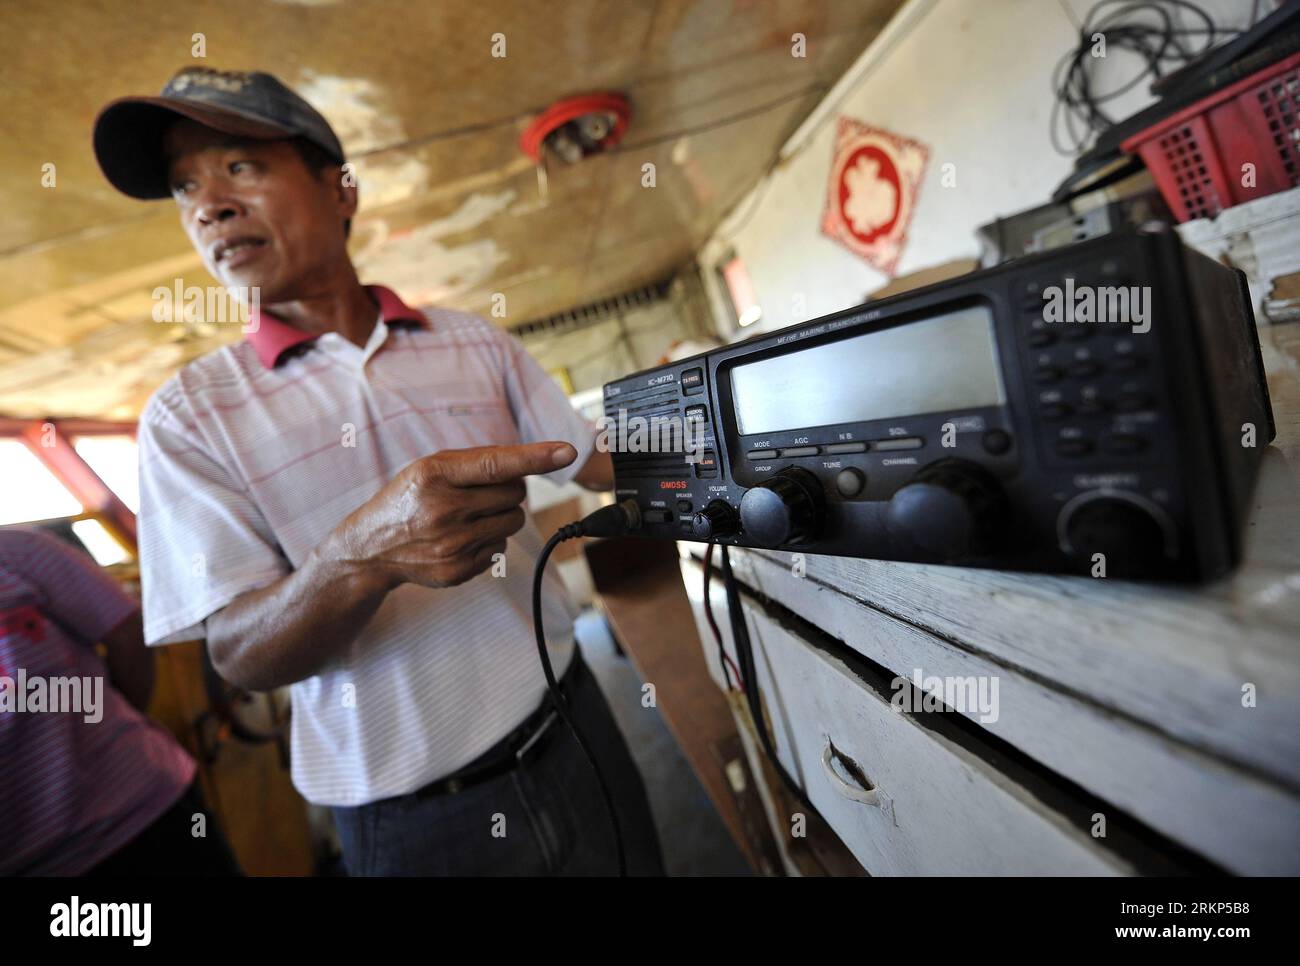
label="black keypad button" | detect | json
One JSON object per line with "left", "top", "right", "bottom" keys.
{"left": 1041, "top": 402, "right": 1072, "bottom": 420}
{"left": 694, "top": 450, "right": 718, "bottom": 477}
{"left": 1114, "top": 392, "right": 1153, "bottom": 412}
{"left": 1112, "top": 354, "right": 1145, "bottom": 372}
{"left": 676, "top": 499, "right": 693, "bottom": 513}
{"left": 1069, "top": 360, "right": 1103, "bottom": 378}
{"left": 1101, "top": 433, "right": 1147, "bottom": 455}
{"left": 1020, "top": 280, "right": 1046, "bottom": 310}
{"left": 983, "top": 429, "right": 1012, "bottom": 454}
{"left": 1027, "top": 329, "right": 1056, "bottom": 348}
{"left": 680, "top": 367, "right": 704, "bottom": 394}
{"left": 1034, "top": 366, "right": 1064, "bottom": 385}
{"left": 643, "top": 509, "right": 675, "bottom": 524}
{"left": 1055, "top": 439, "right": 1094, "bottom": 457}
{"left": 1076, "top": 398, "right": 1108, "bottom": 416}
{"left": 1062, "top": 324, "right": 1093, "bottom": 342}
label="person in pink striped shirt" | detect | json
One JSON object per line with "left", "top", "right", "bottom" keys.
{"left": 0, "top": 528, "right": 239, "bottom": 875}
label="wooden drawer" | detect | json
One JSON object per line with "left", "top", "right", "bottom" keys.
{"left": 725, "top": 548, "right": 1300, "bottom": 874}
{"left": 737, "top": 604, "right": 1130, "bottom": 874}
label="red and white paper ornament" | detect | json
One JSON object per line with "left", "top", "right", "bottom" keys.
{"left": 820, "top": 117, "right": 929, "bottom": 276}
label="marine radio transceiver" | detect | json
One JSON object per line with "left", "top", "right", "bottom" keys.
{"left": 602, "top": 230, "right": 1273, "bottom": 581}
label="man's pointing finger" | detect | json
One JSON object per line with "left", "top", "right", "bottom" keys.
{"left": 432, "top": 442, "right": 577, "bottom": 487}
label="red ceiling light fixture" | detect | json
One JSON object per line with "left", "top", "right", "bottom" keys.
{"left": 519, "top": 92, "right": 632, "bottom": 165}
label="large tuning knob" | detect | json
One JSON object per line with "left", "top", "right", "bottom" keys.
{"left": 885, "top": 460, "right": 1006, "bottom": 562}
{"left": 739, "top": 468, "right": 825, "bottom": 547}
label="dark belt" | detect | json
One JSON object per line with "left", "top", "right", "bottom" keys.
{"left": 410, "top": 653, "right": 583, "bottom": 799}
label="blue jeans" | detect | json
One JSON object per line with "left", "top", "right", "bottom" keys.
{"left": 332, "top": 652, "right": 665, "bottom": 876}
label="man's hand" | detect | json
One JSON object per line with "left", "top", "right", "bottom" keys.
{"left": 207, "top": 440, "right": 577, "bottom": 691}
{"left": 324, "top": 440, "right": 577, "bottom": 591}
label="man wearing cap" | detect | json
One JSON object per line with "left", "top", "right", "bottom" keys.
{"left": 93, "top": 67, "right": 663, "bottom": 876}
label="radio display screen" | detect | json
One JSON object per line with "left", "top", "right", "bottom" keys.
{"left": 730, "top": 304, "right": 1005, "bottom": 436}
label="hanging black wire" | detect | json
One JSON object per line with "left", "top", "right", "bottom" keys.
{"left": 1050, "top": 0, "right": 1247, "bottom": 156}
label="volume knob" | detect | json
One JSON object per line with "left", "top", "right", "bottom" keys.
{"left": 692, "top": 500, "right": 741, "bottom": 540}
{"left": 739, "top": 468, "right": 825, "bottom": 547}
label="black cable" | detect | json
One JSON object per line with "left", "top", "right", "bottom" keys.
{"left": 1050, "top": 0, "right": 1244, "bottom": 156}
{"left": 701, "top": 542, "right": 740, "bottom": 690}
{"left": 531, "top": 499, "right": 641, "bottom": 876}
{"left": 719, "top": 545, "right": 812, "bottom": 811}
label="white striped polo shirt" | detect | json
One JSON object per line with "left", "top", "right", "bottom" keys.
{"left": 137, "top": 285, "right": 596, "bottom": 806}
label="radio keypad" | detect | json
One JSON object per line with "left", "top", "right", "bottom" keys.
{"left": 1020, "top": 264, "right": 1160, "bottom": 468}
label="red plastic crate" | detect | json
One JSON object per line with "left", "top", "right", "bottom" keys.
{"left": 1122, "top": 51, "right": 1300, "bottom": 222}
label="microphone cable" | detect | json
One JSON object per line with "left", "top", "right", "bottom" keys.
{"left": 532, "top": 498, "right": 642, "bottom": 876}
{"left": 718, "top": 544, "right": 812, "bottom": 811}
{"left": 702, "top": 541, "right": 744, "bottom": 691}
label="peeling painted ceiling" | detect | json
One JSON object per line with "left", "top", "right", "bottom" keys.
{"left": 0, "top": 0, "right": 900, "bottom": 419}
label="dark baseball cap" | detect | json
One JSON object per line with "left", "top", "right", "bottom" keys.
{"left": 93, "top": 67, "right": 346, "bottom": 199}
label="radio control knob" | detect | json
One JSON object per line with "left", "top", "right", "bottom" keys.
{"left": 835, "top": 467, "right": 866, "bottom": 498}
{"left": 886, "top": 460, "right": 1006, "bottom": 561}
{"left": 1059, "top": 492, "right": 1173, "bottom": 577}
{"left": 692, "top": 500, "right": 741, "bottom": 540}
{"left": 739, "top": 468, "right": 825, "bottom": 547}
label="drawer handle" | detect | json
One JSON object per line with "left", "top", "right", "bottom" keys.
{"left": 821, "top": 739, "right": 881, "bottom": 807}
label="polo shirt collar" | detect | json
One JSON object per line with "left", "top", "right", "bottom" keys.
{"left": 246, "top": 284, "right": 426, "bottom": 369}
